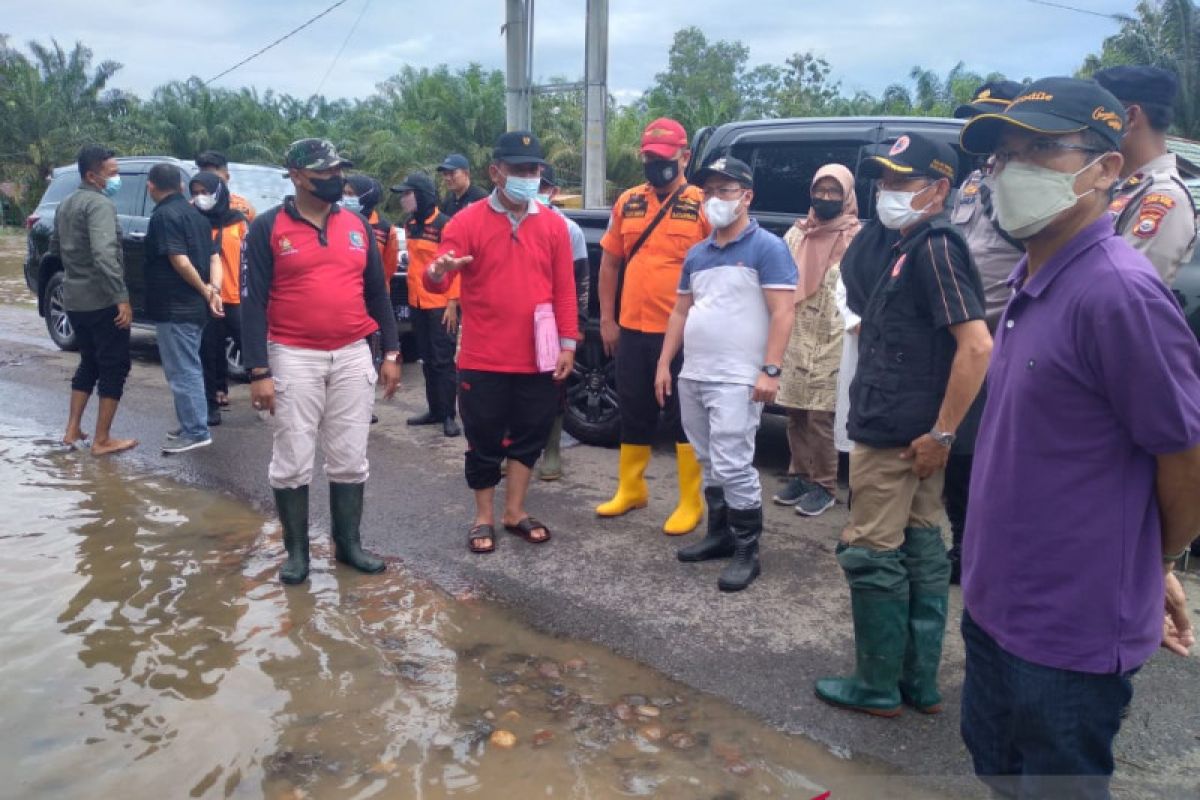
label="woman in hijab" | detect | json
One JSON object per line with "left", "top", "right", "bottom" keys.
{"left": 774, "top": 164, "right": 862, "bottom": 517}
{"left": 190, "top": 171, "right": 248, "bottom": 421}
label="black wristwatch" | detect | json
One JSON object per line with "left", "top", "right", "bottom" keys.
{"left": 761, "top": 364, "right": 782, "bottom": 378}
{"left": 249, "top": 368, "right": 273, "bottom": 383}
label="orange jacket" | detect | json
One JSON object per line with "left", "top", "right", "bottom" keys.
{"left": 406, "top": 209, "right": 459, "bottom": 309}
{"left": 212, "top": 220, "right": 249, "bottom": 305}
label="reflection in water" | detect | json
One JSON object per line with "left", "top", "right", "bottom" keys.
{"left": 0, "top": 425, "right": 932, "bottom": 799}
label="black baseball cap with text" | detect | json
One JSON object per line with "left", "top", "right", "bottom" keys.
{"left": 861, "top": 133, "right": 958, "bottom": 181}
{"left": 493, "top": 131, "right": 547, "bottom": 165}
{"left": 960, "top": 77, "right": 1127, "bottom": 154}
{"left": 954, "top": 80, "right": 1025, "bottom": 119}
{"left": 691, "top": 155, "right": 754, "bottom": 187}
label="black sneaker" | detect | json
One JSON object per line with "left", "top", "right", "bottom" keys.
{"left": 407, "top": 411, "right": 439, "bottom": 426}
{"left": 161, "top": 436, "right": 212, "bottom": 455}
{"left": 773, "top": 476, "right": 814, "bottom": 506}
{"left": 796, "top": 485, "right": 836, "bottom": 517}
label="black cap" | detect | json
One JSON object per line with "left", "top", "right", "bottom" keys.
{"left": 539, "top": 163, "right": 559, "bottom": 188}
{"left": 436, "top": 153, "right": 470, "bottom": 172}
{"left": 492, "top": 131, "right": 546, "bottom": 165}
{"left": 861, "top": 133, "right": 958, "bottom": 181}
{"left": 960, "top": 77, "right": 1126, "bottom": 154}
{"left": 1094, "top": 65, "right": 1179, "bottom": 108}
{"left": 691, "top": 155, "right": 754, "bottom": 187}
{"left": 954, "top": 80, "right": 1025, "bottom": 119}
{"left": 391, "top": 172, "right": 437, "bottom": 198}
{"left": 284, "top": 138, "right": 353, "bottom": 171}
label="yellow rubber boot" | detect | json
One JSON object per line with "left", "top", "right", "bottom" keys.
{"left": 663, "top": 443, "right": 704, "bottom": 535}
{"left": 596, "top": 444, "right": 652, "bottom": 517}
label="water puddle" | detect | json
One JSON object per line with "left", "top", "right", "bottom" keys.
{"left": 0, "top": 424, "right": 932, "bottom": 799}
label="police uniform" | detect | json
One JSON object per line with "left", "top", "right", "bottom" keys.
{"left": 1096, "top": 65, "right": 1199, "bottom": 284}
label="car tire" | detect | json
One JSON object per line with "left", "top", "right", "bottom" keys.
{"left": 43, "top": 271, "right": 78, "bottom": 351}
{"left": 563, "top": 329, "right": 620, "bottom": 447}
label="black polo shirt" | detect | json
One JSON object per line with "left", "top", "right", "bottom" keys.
{"left": 440, "top": 184, "right": 487, "bottom": 218}
{"left": 145, "top": 192, "right": 213, "bottom": 324}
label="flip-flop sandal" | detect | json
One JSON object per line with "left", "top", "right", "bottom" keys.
{"left": 59, "top": 436, "right": 90, "bottom": 452}
{"left": 216, "top": 394, "right": 230, "bottom": 407}
{"left": 468, "top": 523, "right": 497, "bottom": 554}
{"left": 504, "top": 516, "right": 552, "bottom": 544}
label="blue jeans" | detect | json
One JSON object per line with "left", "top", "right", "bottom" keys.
{"left": 960, "top": 610, "right": 1135, "bottom": 800}
{"left": 156, "top": 321, "right": 208, "bottom": 441}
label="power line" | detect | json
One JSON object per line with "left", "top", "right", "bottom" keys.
{"left": 316, "top": 0, "right": 373, "bottom": 96}
{"left": 1026, "top": 0, "right": 1132, "bottom": 21}
{"left": 204, "top": 0, "right": 353, "bottom": 86}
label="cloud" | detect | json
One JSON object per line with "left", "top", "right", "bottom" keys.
{"left": 4, "top": 0, "right": 1126, "bottom": 102}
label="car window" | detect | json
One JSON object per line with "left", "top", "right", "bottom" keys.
{"left": 113, "top": 173, "right": 148, "bottom": 217}
{"left": 731, "top": 141, "right": 871, "bottom": 217}
{"left": 226, "top": 164, "right": 290, "bottom": 216}
{"left": 36, "top": 172, "right": 79, "bottom": 211}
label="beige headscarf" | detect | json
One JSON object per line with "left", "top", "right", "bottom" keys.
{"left": 788, "top": 164, "right": 861, "bottom": 301}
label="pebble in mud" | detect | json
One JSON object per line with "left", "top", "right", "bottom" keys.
{"left": 634, "top": 705, "right": 661, "bottom": 719}
{"left": 622, "top": 694, "right": 649, "bottom": 707}
{"left": 725, "top": 759, "right": 753, "bottom": 777}
{"left": 563, "top": 658, "right": 587, "bottom": 673}
{"left": 666, "top": 731, "right": 697, "bottom": 750}
{"left": 532, "top": 729, "right": 555, "bottom": 748}
{"left": 611, "top": 702, "right": 635, "bottom": 722}
{"left": 536, "top": 660, "right": 561, "bottom": 680}
{"left": 637, "top": 723, "right": 665, "bottom": 742}
{"left": 489, "top": 730, "right": 517, "bottom": 748}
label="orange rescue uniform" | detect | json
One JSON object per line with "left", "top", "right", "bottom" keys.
{"left": 212, "top": 219, "right": 249, "bottom": 306}
{"left": 599, "top": 183, "right": 710, "bottom": 333}
{"left": 367, "top": 210, "right": 402, "bottom": 285}
{"left": 406, "top": 209, "right": 459, "bottom": 309}
{"left": 230, "top": 192, "right": 256, "bottom": 223}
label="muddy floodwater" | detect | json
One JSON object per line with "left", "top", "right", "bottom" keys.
{"left": 0, "top": 423, "right": 939, "bottom": 799}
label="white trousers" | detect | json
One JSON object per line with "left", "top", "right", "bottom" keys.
{"left": 678, "top": 377, "right": 764, "bottom": 510}
{"left": 268, "top": 340, "right": 377, "bottom": 489}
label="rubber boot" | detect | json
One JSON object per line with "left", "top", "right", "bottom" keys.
{"left": 537, "top": 415, "right": 564, "bottom": 481}
{"left": 663, "top": 443, "right": 704, "bottom": 535}
{"left": 899, "top": 526, "right": 951, "bottom": 714}
{"left": 677, "top": 486, "right": 734, "bottom": 562}
{"left": 274, "top": 486, "right": 310, "bottom": 585}
{"left": 717, "top": 506, "right": 762, "bottom": 591}
{"left": 814, "top": 545, "right": 908, "bottom": 717}
{"left": 329, "top": 482, "right": 386, "bottom": 574}
{"left": 596, "top": 444, "right": 651, "bottom": 517}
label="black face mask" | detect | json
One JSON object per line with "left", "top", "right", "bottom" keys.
{"left": 810, "top": 198, "right": 844, "bottom": 221}
{"left": 308, "top": 175, "right": 346, "bottom": 204}
{"left": 644, "top": 159, "right": 680, "bottom": 189}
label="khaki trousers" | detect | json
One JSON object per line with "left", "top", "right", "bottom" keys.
{"left": 267, "top": 340, "right": 377, "bottom": 489}
{"left": 786, "top": 409, "right": 838, "bottom": 492}
{"left": 843, "top": 444, "right": 946, "bottom": 551}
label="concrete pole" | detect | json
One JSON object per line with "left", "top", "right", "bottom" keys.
{"left": 583, "top": 0, "right": 608, "bottom": 207}
{"left": 505, "top": 0, "right": 532, "bottom": 131}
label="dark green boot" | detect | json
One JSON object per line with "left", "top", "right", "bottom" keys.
{"left": 537, "top": 415, "right": 564, "bottom": 481}
{"left": 814, "top": 545, "right": 908, "bottom": 717}
{"left": 678, "top": 487, "right": 734, "bottom": 562}
{"left": 717, "top": 506, "right": 762, "bottom": 591}
{"left": 329, "top": 482, "right": 385, "bottom": 574}
{"left": 899, "top": 526, "right": 950, "bottom": 714}
{"left": 274, "top": 486, "right": 310, "bottom": 585}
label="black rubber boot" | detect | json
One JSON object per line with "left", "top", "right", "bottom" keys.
{"left": 329, "top": 482, "right": 386, "bottom": 574}
{"left": 899, "top": 526, "right": 951, "bottom": 713}
{"left": 717, "top": 506, "right": 762, "bottom": 591}
{"left": 274, "top": 486, "right": 310, "bottom": 585}
{"left": 677, "top": 486, "right": 734, "bottom": 562}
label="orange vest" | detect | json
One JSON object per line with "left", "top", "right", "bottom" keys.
{"left": 406, "top": 209, "right": 459, "bottom": 309}
{"left": 212, "top": 220, "right": 248, "bottom": 305}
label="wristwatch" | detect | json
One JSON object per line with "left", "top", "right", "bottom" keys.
{"left": 930, "top": 428, "right": 956, "bottom": 448}
{"left": 761, "top": 364, "right": 782, "bottom": 378}
{"left": 383, "top": 351, "right": 400, "bottom": 363}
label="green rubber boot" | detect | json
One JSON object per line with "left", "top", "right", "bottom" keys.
{"left": 537, "top": 415, "right": 564, "bottom": 481}
{"left": 274, "top": 486, "right": 310, "bottom": 585}
{"left": 814, "top": 545, "right": 908, "bottom": 717}
{"left": 899, "top": 526, "right": 951, "bottom": 714}
{"left": 329, "top": 482, "right": 386, "bottom": 574}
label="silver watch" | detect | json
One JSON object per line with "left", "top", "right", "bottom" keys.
{"left": 930, "top": 429, "right": 956, "bottom": 448}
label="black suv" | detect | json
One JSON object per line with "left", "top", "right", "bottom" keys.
{"left": 24, "top": 157, "right": 290, "bottom": 376}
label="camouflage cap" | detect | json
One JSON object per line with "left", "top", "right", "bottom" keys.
{"left": 283, "top": 138, "right": 354, "bottom": 171}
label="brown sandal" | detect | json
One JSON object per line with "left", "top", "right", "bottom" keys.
{"left": 504, "top": 517, "right": 551, "bottom": 544}
{"left": 468, "top": 524, "right": 496, "bottom": 554}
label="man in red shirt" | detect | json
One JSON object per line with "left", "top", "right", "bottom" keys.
{"left": 242, "top": 138, "right": 401, "bottom": 585}
{"left": 424, "top": 131, "right": 579, "bottom": 554}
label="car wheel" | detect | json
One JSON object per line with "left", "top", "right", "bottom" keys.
{"left": 563, "top": 331, "right": 620, "bottom": 447}
{"left": 43, "top": 271, "right": 78, "bottom": 351}
{"left": 225, "top": 335, "right": 246, "bottom": 382}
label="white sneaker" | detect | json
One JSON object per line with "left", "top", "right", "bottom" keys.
{"left": 161, "top": 436, "right": 212, "bottom": 455}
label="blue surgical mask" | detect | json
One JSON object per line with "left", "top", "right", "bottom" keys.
{"left": 502, "top": 175, "right": 540, "bottom": 204}
{"left": 103, "top": 175, "right": 121, "bottom": 198}
{"left": 342, "top": 196, "right": 361, "bottom": 212}
{"left": 536, "top": 193, "right": 552, "bottom": 207}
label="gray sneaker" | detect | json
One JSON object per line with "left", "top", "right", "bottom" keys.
{"left": 166, "top": 428, "right": 183, "bottom": 440}
{"left": 161, "top": 436, "right": 212, "bottom": 455}
{"left": 773, "top": 476, "right": 814, "bottom": 506}
{"left": 796, "top": 485, "right": 836, "bottom": 516}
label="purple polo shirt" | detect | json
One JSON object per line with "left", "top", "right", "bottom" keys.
{"left": 963, "top": 216, "right": 1200, "bottom": 675}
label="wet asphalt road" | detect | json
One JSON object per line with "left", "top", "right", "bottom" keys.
{"left": 1, "top": 303, "right": 1197, "bottom": 799}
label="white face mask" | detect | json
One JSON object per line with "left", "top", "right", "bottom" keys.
{"left": 876, "top": 184, "right": 934, "bottom": 230}
{"left": 704, "top": 194, "right": 744, "bottom": 229}
{"left": 993, "top": 158, "right": 1101, "bottom": 240}
{"left": 341, "top": 196, "right": 361, "bottom": 212}
{"left": 193, "top": 193, "right": 216, "bottom": 212}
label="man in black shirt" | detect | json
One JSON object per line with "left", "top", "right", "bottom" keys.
{"left": 144, "top": 163, "right": 222, "bottom": 455}
{"left": 815, "top": 133, "right": 992, "bottom": 718}
{"left": 436, "top": 153, "right": 487, "bottom": 217}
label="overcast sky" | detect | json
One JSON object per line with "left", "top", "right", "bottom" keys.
{"left": 5, "top": 1, "right": 1128, "bottom": 103}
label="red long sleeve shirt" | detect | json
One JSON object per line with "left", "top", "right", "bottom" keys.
{"left": 425, "top": 193, "right": 579, "bottom": 373}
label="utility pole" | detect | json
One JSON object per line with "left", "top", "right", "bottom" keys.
{"left": 583, "top": 0, "right": 608, "bottom": 207}
{"left": 504, "top": 0, "right": 532, "bottom": 131}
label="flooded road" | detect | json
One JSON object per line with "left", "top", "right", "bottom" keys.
{"left": 0, "top": 422, "right": 933, "bottom": 800}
